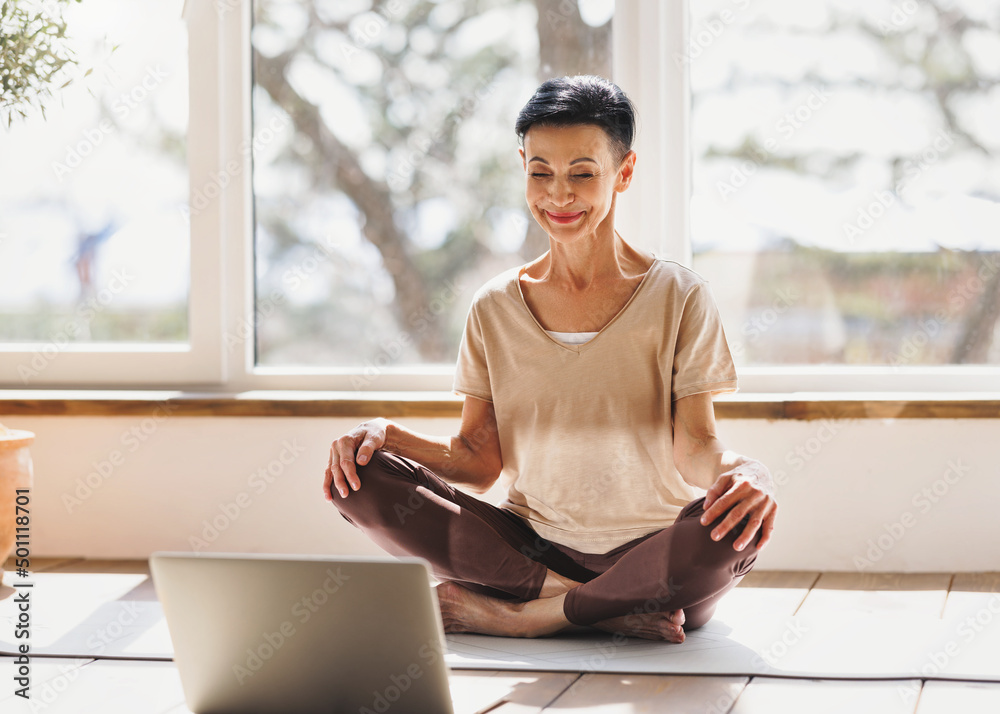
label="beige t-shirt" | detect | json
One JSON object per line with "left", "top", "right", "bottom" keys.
{"left": 453, "top": 257, "right": 738, "bottom": 554}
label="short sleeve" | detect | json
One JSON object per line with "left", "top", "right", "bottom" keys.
{"left": 671, "top": 281, "right": 738, "bottom": 401}
{"left": 453, "top": 301, "right": 493, "bottom": 402}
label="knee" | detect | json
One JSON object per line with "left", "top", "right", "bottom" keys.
{"left": 684, "top": 498, "right": 762, "bottom": 559}
{"left": 669, "top": 517, "right": 760, "bottom": 584}
{"left": 691, "top": 524, "right": 760, "bottom": 577}
{"left": 329, "top": 450, "right": 396, "bottom": 515}
{"left": 330, "top": 450, "right": 432, "bottom": 528}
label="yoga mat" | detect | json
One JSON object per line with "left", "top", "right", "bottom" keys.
{"left": 446, "top": 612, "right": 1000, "bottom": 681}
{"left": 0, "top": 573, "right": 171, "bottom": 660}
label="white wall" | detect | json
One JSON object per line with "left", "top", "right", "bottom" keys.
{"left": 2, "top": 412, "right": 996, "bottom": 572}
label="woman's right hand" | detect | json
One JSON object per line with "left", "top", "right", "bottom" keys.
{"left": 324, "top": 418, "right": 391, "bottom": 501}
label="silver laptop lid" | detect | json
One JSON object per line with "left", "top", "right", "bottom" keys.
{"left": 150, "top": 552, "right": 454, "bottom": 714}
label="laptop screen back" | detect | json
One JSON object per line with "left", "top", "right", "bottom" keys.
{"left": 151, "top": 553, "right": 454, "bottom": 714}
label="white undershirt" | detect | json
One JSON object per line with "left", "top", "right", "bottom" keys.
{"left": 544, "top": 330, "right": 600, "bottom": 346}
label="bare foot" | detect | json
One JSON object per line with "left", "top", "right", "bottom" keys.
{"left": 435, "top": 580, "right": 576, "bottom": 638}
{"left": 435, "top": 581, "right": 527, "bottom": 637}
{"left": 435, "top": 580, "right": 688, "bottom": 642}
{"left": 591, "top": 608, "right": 686, "bottom": 643}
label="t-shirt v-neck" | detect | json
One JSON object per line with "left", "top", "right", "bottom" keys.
{"left": 515, "top": 261, "right": 659, "bottom": 352}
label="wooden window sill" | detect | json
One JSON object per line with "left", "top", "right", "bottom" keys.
{"left": 1, "top": 390, "right": 999, "bottom": 419}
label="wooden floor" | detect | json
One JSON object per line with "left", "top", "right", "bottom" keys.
{"left": 2, "top": 559, "right": 1000, "bottom": 713}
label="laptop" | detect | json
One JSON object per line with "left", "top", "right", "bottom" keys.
{"left": 150, "top": 552, "right": 455, "bottom": 714}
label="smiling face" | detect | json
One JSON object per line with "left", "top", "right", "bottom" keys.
{"left": 519, "top": 123, "right": 635, "bottom": 246}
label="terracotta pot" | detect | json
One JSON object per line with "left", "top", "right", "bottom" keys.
{"left": 0, "top": 424, "right": 34, "bottom": 586}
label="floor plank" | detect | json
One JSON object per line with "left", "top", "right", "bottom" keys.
{"left": 943, "top": 572, "right": 1000, "bottom": 619}
{"left": 0, "top": 657, "right": 94, "bottom": 709}
{"left": 738, "top": 571, "right": 820, "bottom": 590}
{"left": 2, "top": 557, "right": 81, "bottom": 577}
{"left": 59, "top": 560, "right": 155, "bottom": 599}
{"left": 0, "top": 571, "right": 162, "bottom": 656}
{"left": 24, "top": 660, "right": 546, "bottom": 714}
{"left": 796, "top": 572, "right": 951, "bottom": 618}
{"left": 3, "top": 559, "right": 156, "bottom": 601}
{"left": 449, "top": 670, "right": 579, "bottom": 713}
{"left": 34, "top": 659, "right": 187, "bottom": 714}
{"left": 731, "top": 677, "right": 922, "bottom": 714}
{"left": 950, "top": 572, "right": 1000, "bottom": 592}
{"left": 715, "top": 571, "right": 820, "bottom": 621}
{"left": 540, "top": 674, "right": 748, "bottom": 713}
{"left": 46, "top": 559, "right": 150, "bottom": 575}
{"left": 934, "top": 573, "right": 1000, "bottom": 680}
{"left": 915, "top": 681, "right": 1000, "bottom": 712}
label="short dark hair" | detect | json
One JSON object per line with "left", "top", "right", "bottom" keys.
{"left": 514, "top": 75, "right": 637, "bottom": 165}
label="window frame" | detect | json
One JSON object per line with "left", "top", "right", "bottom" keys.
{"left": 4, "top": 0, "right": 997, "bottom": 393}
{"left": 0, "top": 0, "right": 224, "bottom": 389}
{"left": 619, "top": 0, "right": 1000, "bottom": 394}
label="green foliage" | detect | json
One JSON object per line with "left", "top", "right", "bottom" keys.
{"left": 0, "top": 0, "right": 82, "bottom": 126}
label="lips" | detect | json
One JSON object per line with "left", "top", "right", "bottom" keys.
{"left": 545, "top": 210, "right": 584, "bottom": 224}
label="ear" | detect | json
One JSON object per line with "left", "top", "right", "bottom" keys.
{"left": 519, "top": 147, "right": 526, "bottom": 170}
{"left": 615, "top": 150, "right": 636, "bottom": 193}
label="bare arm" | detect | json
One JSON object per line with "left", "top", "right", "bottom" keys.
{"left": 323, "top": 395, "right": 502, "bottom": 501}
{"left": 672, "top": 391, "right": 777, "bottom": 551}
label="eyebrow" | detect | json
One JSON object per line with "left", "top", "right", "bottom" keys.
{"left": 527, "top": 157, "right": 597, "bottom": 165}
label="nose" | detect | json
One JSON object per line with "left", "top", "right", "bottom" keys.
{"left": 547, "top": 177, "right": 575, "bottom": 207}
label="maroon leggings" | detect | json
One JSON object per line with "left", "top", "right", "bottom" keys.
{"left": 330, "top": 450, "right": 759, "bottom": 628}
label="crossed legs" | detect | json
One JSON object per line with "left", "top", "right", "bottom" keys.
{"left": 330, "top": 450, "right": 758, "bottom": 640}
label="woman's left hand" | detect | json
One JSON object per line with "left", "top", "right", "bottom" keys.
{"left": 700, "top": 459, "right": 777, "bottom": 552}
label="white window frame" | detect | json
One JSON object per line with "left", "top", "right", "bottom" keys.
{"left": 615, "top": 0, "right": 1000, "bottom": 393}
{"left": 3, "top": 0, "right": 997, "bottom": 393}
{"left": 0, "top": 0, "right": 225, "bottom": 389}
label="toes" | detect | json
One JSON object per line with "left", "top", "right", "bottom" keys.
{"left": 663, "top": 625, "right": 685, "bottom": 643}
{"left": 592, "top": 612, "right": 687, "bottom": 643}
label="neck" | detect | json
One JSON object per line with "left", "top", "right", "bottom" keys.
{"left": 543, "top": 197, "right": 626, "bottom": 290}
{"left": 541, "top": 199, "right": 642, "bottom": 289}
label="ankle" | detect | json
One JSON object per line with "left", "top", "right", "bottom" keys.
{"left": 515, "top": 593, "right": 573, "bottom": 638}
{"left": 506, "top": 600, "right": 537, "bottom": 638}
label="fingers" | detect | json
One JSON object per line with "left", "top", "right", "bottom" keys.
{"left": 733, "top": 507, "right": 764, "bottom": 552}
{"left": 326, "top": 435, "right": 360, "bottom": 500}
{"left": 702, "top": 473, "right": 730, "bottom": 512}
{"left": 323, "top": 443, "right": 336, "bottom": 502}
{"left": 756, "top": 502, "right": 778, "bottom": 550}
{"left": 700, "top": 476, "right": 779, "bottom": 551}
{"left": 323, "top": 466, "right": 334, "bottom": 502}
{"left": 325, "top": 423, "right": 388, "bottom": 501}
{"left": 700, "top": 476, "right": 739, "bottom": 526}
{"left": 709, "top": 496, "right": 754, "bottom": 544}
{"left": 355, "top": 432, "right": 384, "bottom": 467}
{"left": 338, "top": 443, "right": 362, "bottom": 495}
{"left": 714, "top": 498, "right": 777, "bottom": 551}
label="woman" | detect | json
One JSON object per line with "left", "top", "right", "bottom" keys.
{"left": 324, "top": 75, "right": 777, "bottom": 642}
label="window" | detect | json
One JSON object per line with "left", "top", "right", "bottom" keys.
{"left": 689, "top": 0, "right": 1000, "bottom": 377}
{"left": 4, "top": 0, "right": 996, "bottom": 392}
{"left": 0, "top": 0, "right": 223, "bottom": 386}
{"left": 250, "top": 0, "right": 614, "bottom": 374}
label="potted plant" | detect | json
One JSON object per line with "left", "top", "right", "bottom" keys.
{"left": 1, "top": 0, "right": 82, "bottom": 126}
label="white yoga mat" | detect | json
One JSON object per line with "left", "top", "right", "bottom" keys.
{"left": 446, "top": 612, "right": 1000, "bottom": 681}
